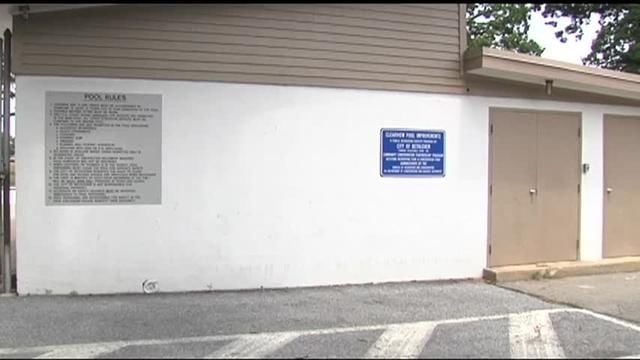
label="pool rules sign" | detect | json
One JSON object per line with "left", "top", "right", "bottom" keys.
{"left": 380, "top": 129, "right": 445, "bottom": 177}
{"left": 45, "top": 91, "right": 162, "bottom": 205}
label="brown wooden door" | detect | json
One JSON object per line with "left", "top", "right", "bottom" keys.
{"left": 536, "top": 112, "right": 581, "bottom": 263}
{"left": 603, "top": 114, "right": 640, "bottom": 258}
{"left": 489, "top": 108, "right": 580, "bottom": 267}
{"left": 489, "top": 108, "right": 539, "bottom": 266}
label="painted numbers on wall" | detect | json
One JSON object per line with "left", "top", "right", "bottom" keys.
{"left": 380, "top": 129, "right": 445, "bottom": 177}
{"left": 45, "top": 91, "right": 162, "bottom": 205}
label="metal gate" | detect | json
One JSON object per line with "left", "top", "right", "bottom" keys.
{"left": 0, "top": 29, "right": 13, "bottom": 293}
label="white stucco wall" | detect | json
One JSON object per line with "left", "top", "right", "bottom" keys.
{"left": 15, "top": 76, "right": 640, "bottom": 295}
{"left": 16, "top": 76, "right": 490, "bottom": 295}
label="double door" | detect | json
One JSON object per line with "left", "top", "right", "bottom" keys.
{"left": 488, "top": 108, "right": 581, "bottom": 267}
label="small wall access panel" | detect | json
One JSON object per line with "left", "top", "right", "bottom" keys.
{"left": 45, "top": 91, "right": 162, "bottom": 205}
{"left": 380, "top": 128, "right": 445, "bottom": 177}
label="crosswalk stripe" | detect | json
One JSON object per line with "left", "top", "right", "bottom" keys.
{"left": 364, "top": 321, "right": 436, "bottom": 359}
{"left": 204, "top": 333, "right": 299, "bottom": 359}
{"left": 34, "top": 344, "right": 124, "bottom": 359}
{"left": 0, "top": 308, "right": 608, "bottom": 358}
{"left": 509, "top": 311, "right": 565, "bottom": 358}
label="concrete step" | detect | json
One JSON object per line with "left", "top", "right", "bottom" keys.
{"left": 483, "top": 256, "right": 640, "bottom": 283}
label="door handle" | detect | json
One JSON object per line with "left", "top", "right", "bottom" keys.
{"left": 529, "top": 188, "right": 537, "bottom": 195}
{"left": 606, "top": 187, "right": 613, "bottom": 194}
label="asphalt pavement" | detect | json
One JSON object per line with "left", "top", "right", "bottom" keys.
{"left": 500, "top": 271, "right": 640, "bottom": 325}
{"left": 0, "top": 280, "right": 638, "bottom": 358}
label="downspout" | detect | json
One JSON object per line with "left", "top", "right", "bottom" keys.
{"left": 2, "top": 29, "right": 11, "bottom": 294}
{"left": 459, "top": 3, "right": 468, "bottom": 76}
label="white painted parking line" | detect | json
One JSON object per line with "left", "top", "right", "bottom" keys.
{"left": 205, "top": 333, "right": 299, "bottom": 359}
{"left": 35, "top": 344, "right": 124, "bottom": 359}
{"left": 364, "top": 321, "right": 436, "bottom": 359}
{"left": 0, "top": 307, "right": 633, "bottom": 359}
{"left": 509, "top": 311, "right": 565, "bottom": 358}
{"left": 575, "top": 308, "right": 640, "bottom": 333}
{"left": 617, "top": 355, "right": 640, "bottom": 359}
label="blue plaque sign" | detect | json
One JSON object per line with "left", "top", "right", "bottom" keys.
{"left": 380, "top": 128, "right": 445, "bottom": 177}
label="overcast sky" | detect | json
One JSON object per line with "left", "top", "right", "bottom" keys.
{"left": 528, "top": 9, "right": 601, "bottom": 65}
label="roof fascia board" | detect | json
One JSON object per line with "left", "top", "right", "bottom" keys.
{"left": 8, "top": 4, "right": 115, "bottom": 15}
{"left": 465, "top": 47, "right": 640, "bottom": 100}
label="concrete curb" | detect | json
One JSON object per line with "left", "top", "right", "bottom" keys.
{"left": 483, "top": 256, "right": 640, "bottom": 283}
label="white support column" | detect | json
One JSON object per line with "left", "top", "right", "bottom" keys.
{"left": 579, "top": 110, "right": 604, "bottom": 261}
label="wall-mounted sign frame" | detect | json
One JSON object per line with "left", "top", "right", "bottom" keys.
{"left": 380, "top": 128, "right": 445, "bottom": 177}
{"left": 45, "top": 91, "right": 162, "bottom": 205}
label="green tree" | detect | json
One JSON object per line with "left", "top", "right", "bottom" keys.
{"left": 538, "top": 4, "right": 640, "bottom": 73}
{"left": 467, "top": 3, "right": 544, "bottom": 56}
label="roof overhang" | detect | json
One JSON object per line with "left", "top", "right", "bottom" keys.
{"left": 7, "top": 4, "right": 114, "bottom": 16}
{"left": 464, "top": 47, "right": 640, "bottom": 101}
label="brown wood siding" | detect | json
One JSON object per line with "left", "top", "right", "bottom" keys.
{"left": 13, "top": 4, "right": 465, "bottom": 94}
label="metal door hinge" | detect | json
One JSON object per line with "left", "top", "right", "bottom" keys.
{"left": 577, "top": 183, "right": 581, "bottom": 193}
{"left": 490, "top": 124, "right": 494, "bottom": 134}
{"left": 489, "top": 184, "right": 492, "bottom": 195}
{"left": 488, "top": 244, "right": 492, "bottom": 255}
{"left": 578, "top": 127, "right": 581, "bottom": 137}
